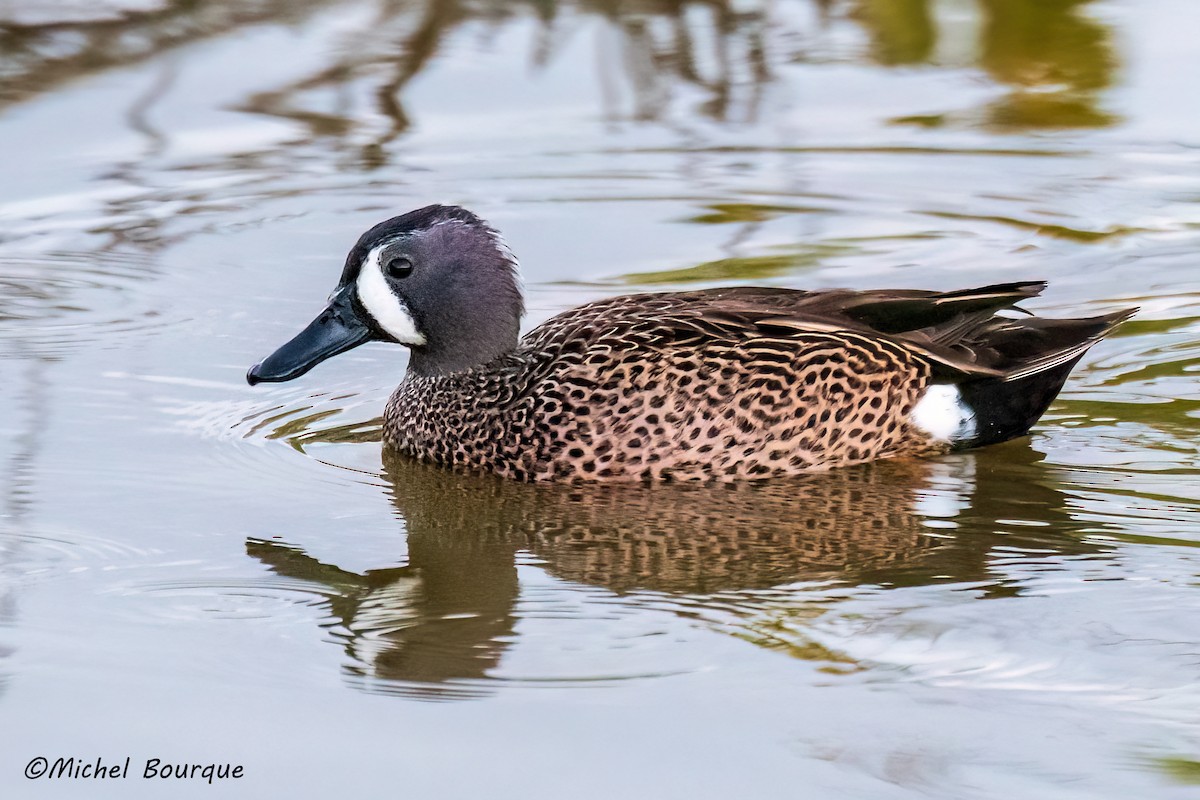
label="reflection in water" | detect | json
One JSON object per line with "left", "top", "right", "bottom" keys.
{"left": 590, "top": 0, "right": 772, "bottom": 125}
{"left": 857, "top": 0, "right": 1116, "bottom": 130}
{"left": 248, "top": 442, "right": 1098, "bottom": 699}
{"left": 0, "top": 0, "right": 331, "bottom": 108}
{"left": 233, "top": 0, "right": 455, "bottom": 161}
{"left": 0, "top": 353, "right": 51, "bottom": 697}
{"left": 235, "top": 0, "right": 780, "bottom": 163}
{"left": 855, "top": 0, "right": 935, "bottom": 66}
{"left": 0, "top": 0, "right": 1119, "bottom": 154}
{"left": 977, "top": 0, "right": 1117, "bottom": 129}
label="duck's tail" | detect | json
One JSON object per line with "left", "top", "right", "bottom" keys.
{"left": 955, "top": 307, "right": 1136, "bottom": 447}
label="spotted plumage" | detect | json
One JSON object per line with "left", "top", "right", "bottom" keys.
{"left": 248, "top": 204, "right": 1135, "bottom": 482}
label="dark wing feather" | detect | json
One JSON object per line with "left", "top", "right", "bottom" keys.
{"left": 827, "top": 281, "right": 1047, "bottom": 333}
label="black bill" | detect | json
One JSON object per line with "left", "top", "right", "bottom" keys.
{"left": 246, "top": 285, "right": 376, "bottom": 385}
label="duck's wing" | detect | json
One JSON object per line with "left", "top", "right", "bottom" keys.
{"left": 524, "top": 282, "right": 1133, "bottom": 383}
{"left": 742, "top": 282, "right": 1135, "bottom": 382}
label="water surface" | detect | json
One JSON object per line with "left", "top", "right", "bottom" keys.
{"left": 1, "top": 1, "right": 1199, "bottom": 797}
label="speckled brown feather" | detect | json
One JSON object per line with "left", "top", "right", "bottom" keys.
{"left": 384, "top": 284, "right": 1101, "bottom": 482}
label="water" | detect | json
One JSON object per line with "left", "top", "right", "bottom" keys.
{"left": 1, "top": 1, "right": 1198, "bottom": 797}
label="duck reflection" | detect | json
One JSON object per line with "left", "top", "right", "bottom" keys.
{"left": 247, "top": 440, "right": 1097, "bottom": 699}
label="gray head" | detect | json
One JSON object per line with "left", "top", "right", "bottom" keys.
{"left": 247, "top": 205, "right": 524, "bottom": 383}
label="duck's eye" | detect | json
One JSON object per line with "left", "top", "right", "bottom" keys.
{"left": 385, "top": 256, "right": 414, "bottom": 279}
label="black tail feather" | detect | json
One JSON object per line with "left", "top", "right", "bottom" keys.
{"left": 958, "top": 355, "right": 1084, "bottom": 447}
{"left": 842, "top": 281, "right": 1047, "bottom": 334}
{"left": 956, "top": 307, "right": 1135, "bottom": 447}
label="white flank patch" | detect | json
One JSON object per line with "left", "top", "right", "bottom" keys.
{"left": 912, "top": 384, "right": 977, "bottom": 443}
{"left": 356, "top": 243, "right": 426, "bottom": 345}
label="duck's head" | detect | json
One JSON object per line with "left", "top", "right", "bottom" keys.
{"left": 247, "top": 204, "right": 523, "bottom": 384}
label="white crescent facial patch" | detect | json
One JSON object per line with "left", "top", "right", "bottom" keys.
{"left": 355, "top": 242, "right": 426, "bottom": 345}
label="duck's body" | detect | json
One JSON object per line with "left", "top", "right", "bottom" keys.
{"left": 248, "top": 205, "right": 1133, "bottom": 482}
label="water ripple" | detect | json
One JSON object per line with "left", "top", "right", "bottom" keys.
{"left": 0, "top": 524, "right": 165, "bottom": 586}
{"left": 0, "top": 251, "right": 169, "bottom": 354}
{"left": 108, "top": 577, "right": 337, "bottom": 623}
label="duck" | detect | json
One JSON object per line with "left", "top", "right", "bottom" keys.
{"left": 246, "top": 204, "right": 1134, "bottom": 482}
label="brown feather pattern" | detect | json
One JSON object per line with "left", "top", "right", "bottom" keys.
{"left": 383, "top": 284, "right": 1132, "bottom": 482}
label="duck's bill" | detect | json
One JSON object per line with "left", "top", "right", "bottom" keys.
{"left": 246, "top": 286, "right": 376, "bottom": 385}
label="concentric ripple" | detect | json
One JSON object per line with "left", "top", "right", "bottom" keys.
{"left": 0, "top": 251, "right": 170, "bottom": 356}
{"left": 109, "top": 576, "right": 338, "bottom": 623}
{"left": 0, "top": 524, "right": 164, "bottom": 587}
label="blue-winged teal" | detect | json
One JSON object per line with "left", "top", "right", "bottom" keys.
{"left": 247, "top": 204, "right": 1134, "bottom": 482}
